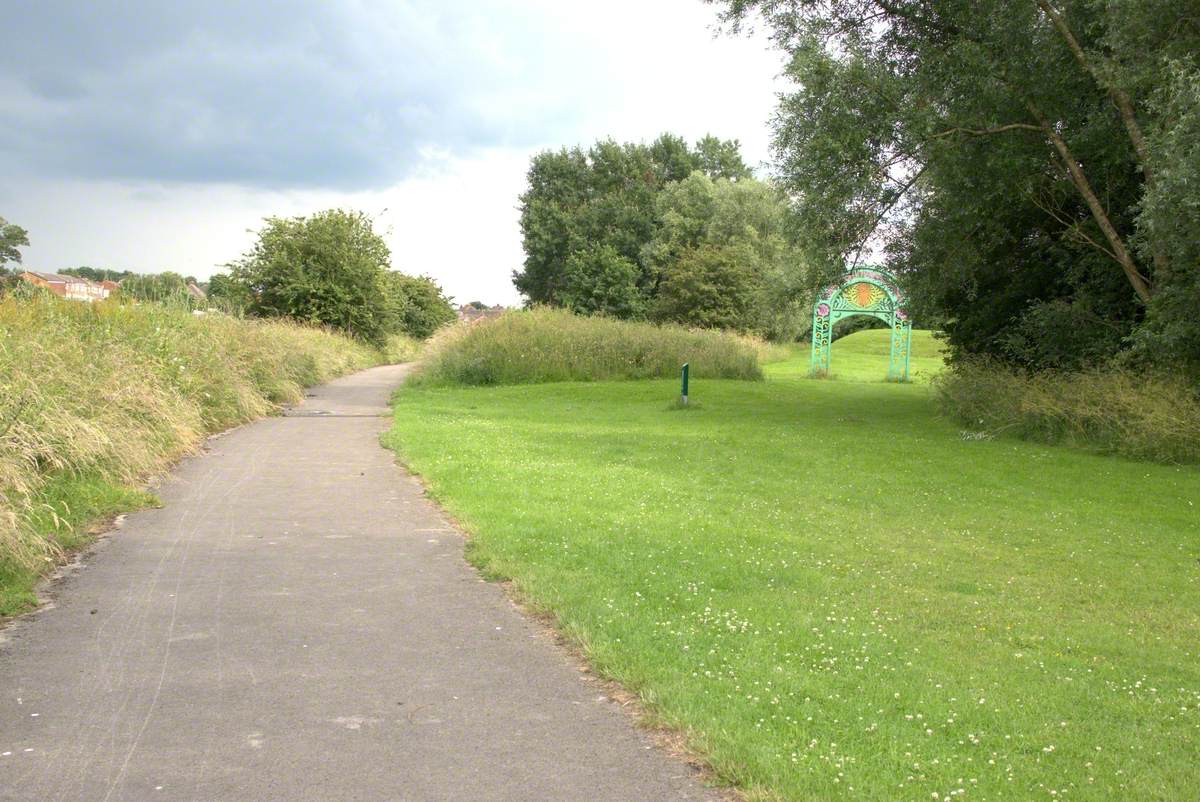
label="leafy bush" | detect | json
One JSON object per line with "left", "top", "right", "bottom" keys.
{"left": 220, "top": 209, "right": 454, "bottom": 346}
{"left": 410, "top": 307, "right": 763, "bottom": 386}
{"left": 380, "top": 271, "right": 457, "bottom": 339}
{"left": 225, "top": 209, "right": 395, "bottom": 346}
{"left": 0, "top": 294, "right": 381, "bottom": 598}
{"left": 935, "top": 360, "right": 1200, "bottom": 464}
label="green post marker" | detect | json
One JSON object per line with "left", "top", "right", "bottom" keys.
{"left": 681, "top": 362, "right": 689, "bottom": 405}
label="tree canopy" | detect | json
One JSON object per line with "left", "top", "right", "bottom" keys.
{"left": 218, "top": 209, "right": 454, "bottom": 345}
{"left": 514, "top": 134, "right": 752, "bottom": 308}
{"left": 514, "top": 134, "right": 809, "bottom": 338}
{"left": 0, "top": 217, "right": 29, "bottom": 272}
{"left": 648, "top": 172, "right": 809, "bottom": 338}
{"left": 119, "top": 272, "right": 198, "bottom": 304}
{"left": 60, "top": 267, "right": 137, "bottom": 284}
{"left": 381, "top": 271, "right": 458, "bottom": 339}
{"left": 714, "top": 0, "right": 1200, "bottom": 372}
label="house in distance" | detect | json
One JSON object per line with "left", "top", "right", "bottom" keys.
{"left": 18, "top": 271, "right": 112, "bottom": 302}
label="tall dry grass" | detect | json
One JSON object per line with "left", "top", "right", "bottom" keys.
{"left": 935, "top": 360, "right": 1200, "bottom": 464}
{"left": 409, "top": 307, "right": 763, "bottom": 386}
{"left": 0, "top": 294, "right": 382, "bottom": 577}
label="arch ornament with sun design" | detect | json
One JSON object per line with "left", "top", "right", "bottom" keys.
{"left": 810, "top": 267, "right": 912, "bottom": 381}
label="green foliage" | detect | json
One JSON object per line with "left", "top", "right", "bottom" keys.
{"left": 0, "top": 293, "right": 382, "bottom": 615}
{"left": 0, "top": 216, "right": 29, "bottom": 269}
{"left": 119, "top": 271, "right": 193, "bottom": 304}
{"left": 716, "top": 0, "right": 1200, "bottom": 370}
{"left": 653, "top": 244, "right": 757, "bottom": 331}
{"left": 935, "top": 360, "right": 1200, "bottom": 463}
{"left": 410, "top": 307, "right": 763, "bottom": 386}
{"left": 228, "top": 209, "right": 395, "bottom": 346}
{"left": 386, "top": 347, "right": 1200, "bottom": 801}
{"left": 515, "top": 134, "right": 774, "bottom": 324}
{"left": 220, "top": 209, "right": 453, "bottom": 345}
{"left": 206, "top": 271, "right": 253, "bottom": 311}
{"left": 694, "top": 133, "right": 755, "bottom": 180}
{"left": 647, "top": 172, "right": 810, "bottom": 338}
{"left": 380, "top": 271, "right": 456, "bottom": 339}
{"left": 1133, "top": 62, "right": 1200, "bottom": 376}
{"left": 60, "top": 266, "right": 135, "bottom": 283}
{"left": 515, "top": 137, "right": 807, "bottom": 339}
{"left": 561, "top": 245, "right": 645, "bottom": 318}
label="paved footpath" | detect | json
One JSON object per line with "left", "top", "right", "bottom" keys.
{"left": 0, "top": 365, "right": 719, "bottom": 801}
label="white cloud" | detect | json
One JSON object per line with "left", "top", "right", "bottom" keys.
{"left": 1, "top": 0, "right": 787, "bottom": 305}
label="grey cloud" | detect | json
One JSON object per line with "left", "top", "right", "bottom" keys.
{"left": 1, "top": 1, "right": 588, "bottom": 189}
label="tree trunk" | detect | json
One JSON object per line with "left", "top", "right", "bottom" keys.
{"left": 1034, "top": 0, "right": 1169, "bottom": 278}
{"left": 1025, "top": 101, "right": 1153, "bottom": 302}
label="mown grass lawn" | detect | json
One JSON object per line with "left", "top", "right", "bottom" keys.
{"left": 383, "top": 331, "right": 1199, "bottom": 801}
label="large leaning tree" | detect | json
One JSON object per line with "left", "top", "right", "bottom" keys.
{"left": 713, "top": 0, "right": 1200, "bottom": 370}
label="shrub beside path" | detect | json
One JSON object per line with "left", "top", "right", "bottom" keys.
{"left": 0, "top": 364, "right": 719, "bottom": 801}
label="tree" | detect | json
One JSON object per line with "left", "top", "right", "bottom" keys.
{"left": 120, "top": 271, "right": 191, "bottom": 303}
{"left": 714, "top": 0, "right": 1200, "bottom": 370}
{"left": 0, "top": 217, "right": 29, "bottom": 271}
{"left": 514, "top": 134, "right": 752, "bottom": 315}
{"left": 560, "top": 245, "right": 646, "bottom": 318}
{"left": 228, "top": 209, "right": 394, "bottom": 345}
{"left": 61, "top": 266, "right": 135, "bottom": 283}
{"left": 695, "top": 134, "right": 755, "bottom": 180}
{"left": 380, "top": 272, "right": 456, "bottom": 339}
{"left": 207, "top": 272, "right": 253, "bottom": 311}
{"left": 645, "top": 172, "right": 810, "bottom": 338}
{"left": 654, "top": 244, "right": 760, "bottom": 331}
{"left": 1130, "top": 62, "right": 1200, "bottom": 372}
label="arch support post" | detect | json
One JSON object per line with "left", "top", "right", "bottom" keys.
{"left": 810, "top": 303, "right": 832, "bottom": 376}
{"left": 888, "top": 313, "right": 912, "bottom": 382}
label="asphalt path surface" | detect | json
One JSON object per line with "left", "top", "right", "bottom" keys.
{"left": 0, "top": 364, "right": 719, "bottom": 801}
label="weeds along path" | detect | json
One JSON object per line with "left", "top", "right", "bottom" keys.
{"left": 0, "top": 364, "right": 717, "bottom": 802}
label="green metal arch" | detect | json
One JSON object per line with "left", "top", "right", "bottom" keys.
{"left": 810, "top": 267, "right": 913, "bottom": 381}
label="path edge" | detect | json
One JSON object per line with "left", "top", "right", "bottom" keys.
{"left": 380, "top": 425, "right": 754, "bottom": 802}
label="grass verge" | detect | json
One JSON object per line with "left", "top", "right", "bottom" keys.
{"left": 0, "top": 472, "right": 157, "bottom": 615}
{"left": 0, "top": 294, "right": 385, "bottom": 617}
{"left": 384, "top": 332, "right": 1199, "bottom": 801}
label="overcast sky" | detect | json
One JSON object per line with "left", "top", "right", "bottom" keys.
{"left": 1, "top": 0, "right": 786, "bottom": 305}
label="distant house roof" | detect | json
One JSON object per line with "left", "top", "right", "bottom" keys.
{"left": 457, "top": 305, "right": 506, "bottom": 323}
{"left": 21, "top": 271, "right": 84, "bottom": 284}
{"left": 186, "top": 282, "right": 207, "bottom": 300}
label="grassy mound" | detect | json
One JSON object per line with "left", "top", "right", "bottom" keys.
{"left": 936, "top": 360, "right": 1200, "bottom": 464}
{"left": 0, "top": 295, "right": 382, "bottom": 615}
{"left": 410, "top": 307, "right": 763, "bottom": 386}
